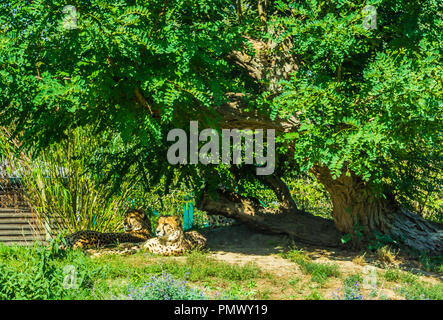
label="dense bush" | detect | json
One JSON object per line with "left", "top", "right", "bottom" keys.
{"left": 127, "top": 272, "right": 207, "bottom": 300}
{"left": 0, "top": 240, "right": 99, "bottom": 300}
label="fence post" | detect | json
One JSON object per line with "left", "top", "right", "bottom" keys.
{"left": 183, "top": 195, "right": 193, "bottom": 231}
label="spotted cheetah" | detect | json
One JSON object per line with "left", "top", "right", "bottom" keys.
{"left": 207, "top": 214, "right": 236, "bottom": 229}
{"left": 141, "top": 215, "right": 207, "bottom": 256}
{"left": 62, "top": 209, "right": 152, "bottom": 249}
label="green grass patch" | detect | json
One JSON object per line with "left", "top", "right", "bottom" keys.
{"left": 281, "top": 249, "right": 340, "bottom": 284}
{"left": 0, "top": 241, "right": 266, "bottom": 300}
{"left": 382, "top": 267, "right": 443, "bottom": 300}
{"left": 94, "top": 250, "right": 262, "bottom": 282}
{"left": 383, "top": 268, "right": 401, "bottom": 282}
{"left": 305, "top": 290, "right": 323, "bottom": 300}
{"left": 396, "top": 281, "right": 443, "bottom": 300}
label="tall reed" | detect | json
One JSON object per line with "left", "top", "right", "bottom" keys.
{"left": 1, "top": 126, "right": 132, "bottom": 235}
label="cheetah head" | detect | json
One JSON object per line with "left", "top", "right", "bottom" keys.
{"left": 155, "top": 216, "right": 183, "bottom": 242}
{"left": 123, "top": 209, "right": 151, "bottom": 235}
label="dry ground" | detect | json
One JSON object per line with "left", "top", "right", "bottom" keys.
{"left": 196, "top": 224, "right": 442, "bottom": 299}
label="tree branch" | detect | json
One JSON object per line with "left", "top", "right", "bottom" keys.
{"left": 260, "top": 175, "right": 300, "bottom": 213}
{"left": 134, "top": 87, "right": 160, "bottom": 118}
{"left": 214, "top": 92, "right": 300, "bottom": 132}
{"left": 197, "top": 187, "right": 341, "bottom": 247}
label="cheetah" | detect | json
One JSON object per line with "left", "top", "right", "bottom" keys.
{"left": 141, "top": 215, "right": 206, "bottom": 256}
{"left": 62, "top": 209, "right": 152, "bottom": 250}
{"left": 206, "top": 214, "right": 236, "bottom": 229}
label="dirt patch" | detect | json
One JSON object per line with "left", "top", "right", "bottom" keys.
{"left": 210, "top": 251, "right": 301, "bottom": 277}
{"left": 200, "top": 224, "right": 442, "bottom": 299}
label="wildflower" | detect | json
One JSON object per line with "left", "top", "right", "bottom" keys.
{"left": 126, "top": 273, "right": 207, "bottom": 300}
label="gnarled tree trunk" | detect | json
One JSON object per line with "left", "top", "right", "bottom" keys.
{"left": 198, "top": 164, "right": 443, "bottom": 254}
{"left": 197, "top": 186, "right": 342, "bottom": 248}
{"left": 310, "top": 165, "right": 397, "bottom": 235}
{"left": 190, "top": 36, "right": 443, "bottom": 255}
{"left": 311, "top": 165, "right": 443, "bottom": 254}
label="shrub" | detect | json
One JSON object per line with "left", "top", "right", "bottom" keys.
{"left": 0, "top": 239, "right": 99, "bottom": 300}
{"left": 333, "top": 280, "right": 364, "bottom": 300}
{"left": 376, "top": 246, "right": 398, "bottom": 264}
{"left": 127, "top": 272, "right": 207, "bottom": 300}
{"left": 2, "top": 126, "right": 130, "bottom": 234}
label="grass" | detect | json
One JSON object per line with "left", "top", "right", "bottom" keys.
{"left": 418, "top": 253, "right": 443, "bottom": 273}
{"left": 127, "top": 272, "right": 208, "bottom": 300}
{"left": 305, "top": 290, "right": 323, "bottom": 300}
{"left": 382, "top": 267, "right": 443, "bottom": 300}
{"left": 91, "top": 251, "right": 266, "bottom": 299}
{"left": 0, "top": 242, "right": 267, "bottom": 300}
{"left": 281, "top": 248, "right": 443, "bottom": 300}
{"left": 376, "top": 246, "right": 398, "bottom": 264}
{"left": 1, "top": 240, "right": 442, "bottom": 300}
{"left": 93, "top": 250, "right": 262, "bottom": 282}
{"left": 352, "top": 253, "right": 366, "bottom": 266}
{"left": 396, "top": 280, "right": 443, "bottom": 300}
{"left": 281, "top": 249, "right": 341, "bottom": 285}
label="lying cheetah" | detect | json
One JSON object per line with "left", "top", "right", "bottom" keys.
{"left": 207, "top": 214, "right": 236, "bottom": 229}
{"left": 62, "top": 209, "right": 152, "bottom": 249}
{"left": 141, "top": 215, "right": 206, "bottom": 256}
{"left": 84, "top": 215, "right": 206, "bottom": 257}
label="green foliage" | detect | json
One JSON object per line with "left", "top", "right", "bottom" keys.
{"left": 341, "top": 218, "right": 365, "bottom": 245}
{"left": 0, "top": 0, "right": 442, "bottom": 241}
{"left": 368, "top": 232, "right": 397, "bottom": 251}
{"left": 0, "top": 238, "right": 99, "bottom": 299}
{"left": 418, "top": 253, "right": 443, "bottom": 273}
{"left": 92, "top": 250, "right": 262, "bottom": 285}
{"left": 267, "top": 0, "right": 442, "bottom": 197}
{"left": 397, "top": 281, "right": 443, "bottom": 300}
{"left": 286, "top": 173, "right": 332, "bottom": 218}
{"left": 2, "top": 126, "right": 140, "bottom": 233}
{"left": 127, "top": 272, "right": 207, "bottom": 300}
{"left": 305, "top": 290, "right": 323, "bottom": 300}
{"left": 333, "top": 278, "right": 364, "bottom": 300}
{"left": 0, "top": 241, "right": 263, "bottom": 300}
{"left": 391, "top": 269, "right": 443, "bottom": 300}
{"left": 383, "top": 267, "right": 443, "bottom": 300}
{"left": 0, "top": 240, "right": 440, "bottom": 300}
{"left": 383, "top": 268, "right": 400, "bottom": 282}
{"left": 344, "top": 274, "right": 364, "bottom": 286}
{"left": 281, "top": 249, "right": 340, "bottom": 284}
{"left": 398, "top": 170, "right": 443, "bottom": 224}
{"left": 2, "top": 0, "right": 440, "bottom": 189}
{"left": 0, "top": 0, "right": 246, "bottom": 193}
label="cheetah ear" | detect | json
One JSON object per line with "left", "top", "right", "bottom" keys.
{"left": 174, "top": 216, "right": 182, "bottom": 226}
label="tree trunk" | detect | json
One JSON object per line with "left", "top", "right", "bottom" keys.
{"left": 187, "top": 35, "right": 443, "bottom": 254}
{"left": 196, "top": 187, "right": 342, "bottom": 248}
{"left": 260, "top": 175, "right": 300, "bottom": 213}
{"left": 310, "top": 165, "right": 397, "bottom": 235}
{"left": 198, "top": 166, "right": 443, "bottom": 254}
{"left": 311, "top": 165, "right": 443, "bottom": 254}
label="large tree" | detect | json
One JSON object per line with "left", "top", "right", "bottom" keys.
{"left": 1, "top": 0, "right": 442, "bottom": 253}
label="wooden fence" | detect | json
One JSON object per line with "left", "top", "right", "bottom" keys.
{"left": 0, "top": 181, "right": 48, "bottom": 246}
{"left": 0, "top": 208, "right": 47, "bottom": 245}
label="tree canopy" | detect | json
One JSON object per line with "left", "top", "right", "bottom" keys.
{"left": 1, "top": 0, "right": 442, "bottom": 252}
